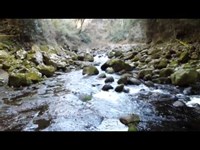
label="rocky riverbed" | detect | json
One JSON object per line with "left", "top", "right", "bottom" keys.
{"left": 1, "top": 42, "right": 200, "bottom": 131}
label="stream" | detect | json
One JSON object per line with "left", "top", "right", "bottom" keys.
{"left": 1, "top": 47, "right": 200, "bottom": 131}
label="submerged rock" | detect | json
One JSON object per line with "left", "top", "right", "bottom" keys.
{"left": 105, "top": 76, "right": 114, "bottom": 83}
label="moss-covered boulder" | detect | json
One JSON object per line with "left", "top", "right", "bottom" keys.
{"left": 82, "top": 66, "right": 99, "bottom": 75}
{"left": 37, "top": 64, "right": 56, "bottom": 77}
{"left": 159, "top": 68, "right": 174, "bottom": 77}
{"left": 101, "top": 59, "right": 133, "bottom": 72}
{"left": 154, "top": 58, "right": 168, "bottom": 69}
{"left": 8, "top": 66, "right": 43, "bottom": 87}
{"left": 171, "top": 69, "right": 199, "bottom": 86}
{"left": 138, "top": 69, "right": 153, "bottom": 79}
{"left": 8, "top": 73, "right": 31, "bottom": 87}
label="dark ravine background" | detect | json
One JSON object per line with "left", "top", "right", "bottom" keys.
{"left": 1, "top": 19, "right": 200, "bottom": 131}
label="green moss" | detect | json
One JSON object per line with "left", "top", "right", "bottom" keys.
{"left": 37, "top": 64, "right": 56, "bottom": 77}
{"left": 82, "top": 66, "right": 99, "bottom": 75}
{"left": 178, "top": 51, "right": 189, "bottom": 63}
{"left": 128, "top": 124, "right": 137, "bottom": 132}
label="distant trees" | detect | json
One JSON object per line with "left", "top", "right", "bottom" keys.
{"left": 75, "top": 19, "right": 85, "bottom": 33}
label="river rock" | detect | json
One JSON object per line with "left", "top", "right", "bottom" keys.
{"left": 102, "top": 84, "right": 113, "bottom": 91}
{"left": 119, "top": 114, "right": 140, "bottom": 125}
{"left": 101, "top": 59, "right": 133, "bottom": 72}
{"left": 115, "top": 84, "right": 124, "bottom": 92}
{"left": 173, "top": 100, "right": 186, "bottom": 107}
{"left": 106, "top": 67, "right": 114, "bottom": 74}
{"left": 82, "top": 66, "right": 99, "bottom": 75}
{"left": 98, "top": 73, "right": 106, "bottom": 78}
{"left": 105, "top": 76, "right": 114, "bottom": 83}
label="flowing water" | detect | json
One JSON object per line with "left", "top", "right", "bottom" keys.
{"left": 1, "top": 48, "right": 200, "bottom": 131}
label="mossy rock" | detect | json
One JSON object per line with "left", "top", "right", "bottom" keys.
{"left": 178, "top": 51, "right": 189, "bottom": 63}
{"left": 26, "top": 71, "right": 42, "bottom": 83}
{"left": 169, "top": 60, "right": 178, "bottom": 68}
{"left": 82, "top": 66, "right": 99, "bottom": 75}
{"left": 128, "top": 124, "right": 137, "bottom": 132}
{"left": 107, "top": 51, "right": 115, "bottom": 58}
{"left": 159, "top": 68, "right": 174, "bottom": 77}
{"left": 148, "top": 48, "right": 161, "bottom": 55}
{"left": 8, "top": 73, "right": 31, "bottom": 87}
{"left": 84, "top": 53, "right": 94, "bottom": 62}
{"left": 120, "top": 114, "right": 140, "bottom": 125}
{"left": 171, "top": 69, "right": 199, "bottom": 86}
{"left": 138, "top": 69, "right": 153, "bottom": 79}
{"left": 101, "top": 59, "right": 132, "bottom": 72}
{"left": 0, "top": 50, "right": 9, "bottom": 59}
{"left": 154, "top": 58, "right": 168, "bottom": 69}
{"left": 106, "top": 67, "right": 114, "bottom": 74}
{"left": 114, "top": 50, "right": 123, "bottom": 57}
{"left": 37, "top": 64, "right": 56, "bottom": 77}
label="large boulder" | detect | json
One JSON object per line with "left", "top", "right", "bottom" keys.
{"left": 101, "top": 59, "right": 133, "bottom": 72}
{"left": 43, "top": 53, "right": 67, "bottom": 69}
{"left": 171, "top": 69, "right": 199, "bottom": 86}
{"left": 82, "top": 66, "right": 99, "bottom": 75}
{"left": 8, "top": 68, "right": 42, "bottom": 87}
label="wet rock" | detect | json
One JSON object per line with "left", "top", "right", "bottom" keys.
{"left": 115, "top": 84, "right": 124, "bottom": 92}
{"left": 37, "top": 64, "right": 56, "bottom": 77}
{"left": 138, "top": 69, "right": 153, "bottom": 79}
{"left": 105, "top": 76, "right": 114, "bottom": 83}
{"left": 175, "top": 94, "right": 190, "bottom": 102}
{"left": 183, "top": 87, "right": 192, "bottom": 95}
{"left": 119, "top": 114, "right": 140, "bottom": 125}
{"left": 123, "top": 88, "right": 130, "bottom": 93}
{"left": 105, "top": 67, "right": 114, "bottom": 74}
{"left": 102, "top": 84, "right": 114, "bottom": 91}
{"left": 98, "top": 73, "right": 106, "bottom": 78}
{"left": 128, "top": 78, "right": 141, "bottom": 85}
{"left": 173, "top": 100, "right": 186, "bottom": 107}
{"left": 171, "top": 69, "right": 199, "bottom": 86}
{"left": 82, "top": 66, "right": 99, "bottom": 75}
{"left": 33, "top": 117, "right": 51, "bottom": 130}
{"left": 101, "top": 59, "right": 133, "bottom": 72}
{"left": 107, "top": 51, "right": 115, "bottom": 58}
{"left": 144, "top": 81, "right": 154, "bottom": 87}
